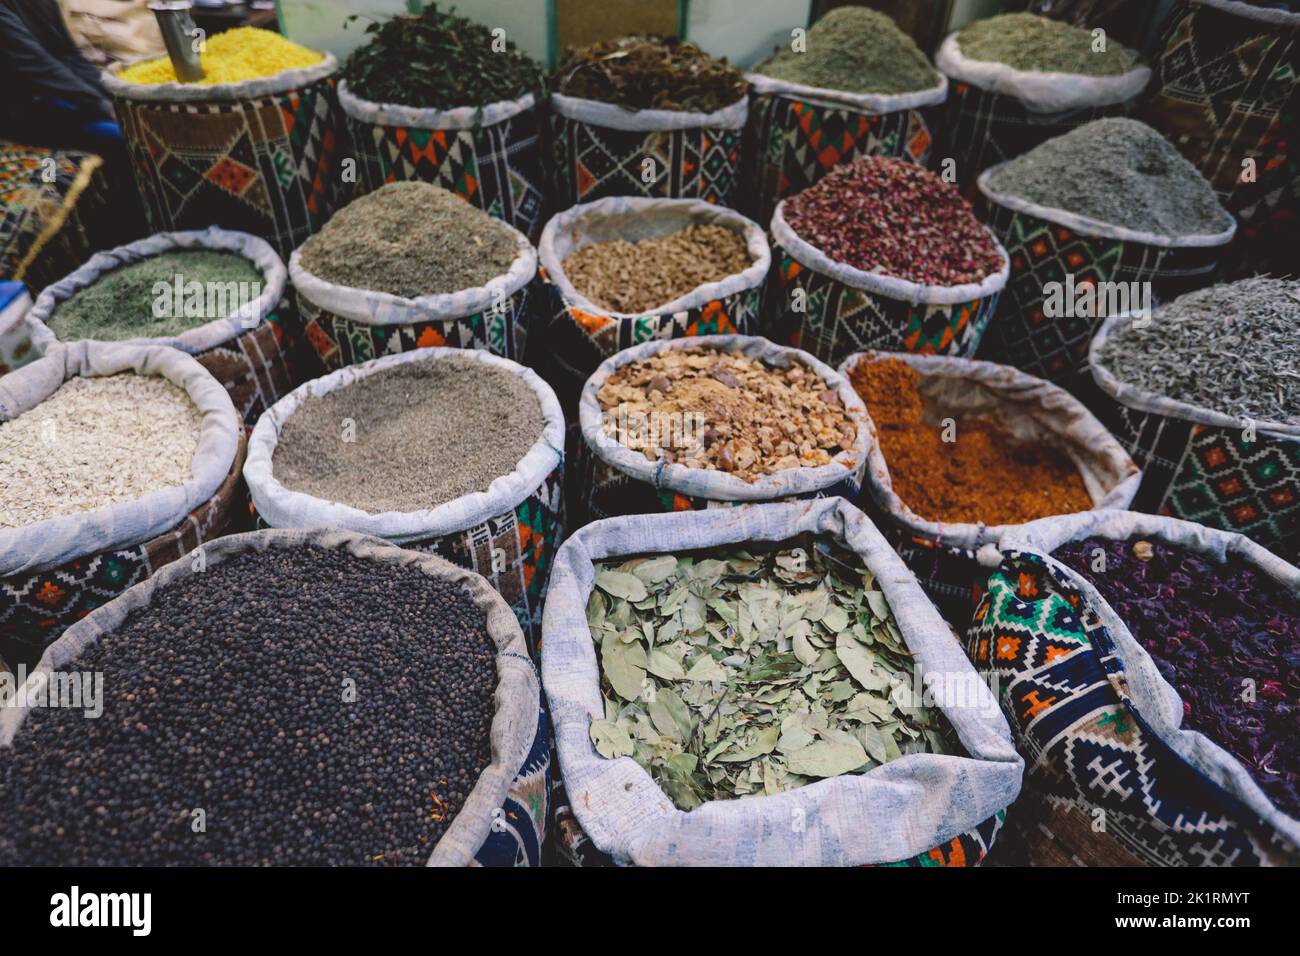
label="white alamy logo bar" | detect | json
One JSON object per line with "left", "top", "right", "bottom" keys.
{"left": 1, "top": 664, "right": 104, "bottom": 718}
{"left": 1042, "top": 274, "right": 1152, "bottom": 321}
{"left": 49, "top": 886, "right": 152, "bottom": 936}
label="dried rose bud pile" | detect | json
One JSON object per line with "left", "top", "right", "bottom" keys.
{"left": 783, "top": 157, "right": 1003, "bottom": 287}
{"left": 596, "top": 347, "right": 858, "bottom": 481}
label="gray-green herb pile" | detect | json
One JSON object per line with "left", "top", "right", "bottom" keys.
{"left": 1098, "top": 277, "right": 1300, "bottom": 426}
{"left": 273, "top": 356, "right": 544, "bottom": 513}
{"left": 958, "top": 12, "right": 1136, "bottom": 76}
{"left": 587, "top": 538, "right": 958, "bottom": 810}
{"left": 50, "top": 250, "right": 263, "bottom": 341}
{"left": 984, "top": 118, "right": 1230, "bottom": 237}
{"left": 296, "top": 182, "right": 520, "bottom": 297}
{"left": 753, "top": 7, "right": 939, "bottom": 95}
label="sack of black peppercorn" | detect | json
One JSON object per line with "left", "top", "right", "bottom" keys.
{"left": 972, "top": 508, "right": 1300, "bottom": 866}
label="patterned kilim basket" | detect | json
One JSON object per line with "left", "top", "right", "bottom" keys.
{"left": 575, "top": 335, "right": 869, "bottom": 524}
{"left": 0, "top": 344, "right": 244, "bottom": 670}
{"left": 766, "top": 200, "right": 1009, "bottom": 369}
{"left": 103, "top": 55, "right": 344, "bottom": 261}
{"left": 743, "top": 73, "right": 948, "bottom": 224}
{"left": 0, "top": 142, "right": 111, "bottom": 294}
{"left": 1139, "top": 0, "right": 1300, "bottom": 279}
{"left": 26, "top": 227, "right": 302, "bottom": 428}
{"left": 0, "top": 283, "right": 35, "bottom": 377}
{"left": 968, "top": 510, "right": 1300, "bottom": 866}
{"left": 338, "top": 83, "right": 546, "bottom": 241}
{"left": 549, "top": 92, "right": 747, "bottom": 207}
{"left": 975, "top": 165, "right": 1236, "bottom": 387}
{"left": 536, "top": 196, "right": 769, "bottom": 453}
{"left": 289, "top": 215, "right": 537, "bottom": 370}
{"left": 933, "top": 31, "right": 1150, "bottom": 198}
{"left": 244, "top": 347, "right": 564, "bottom": 650}
{"left": 837, "top": 351, "right": 1141, "bottom": 626}
{"left": 540, "top": 498, "right": 1023, "bottom": 866}
{"left": 0, "top": 526, "right": 551, "bottom": 867}
{"left": 1086, "top": 312, "right": 1299, "bottom": 562}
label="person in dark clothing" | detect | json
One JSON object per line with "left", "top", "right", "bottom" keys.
{"left": 0, "top": 0, "right": 145, "bottom": 243}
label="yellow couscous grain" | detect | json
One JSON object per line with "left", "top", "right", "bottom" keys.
{"left": 117, "top": 27, "right": 324, "bottom": 85}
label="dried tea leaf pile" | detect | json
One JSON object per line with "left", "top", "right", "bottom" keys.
{"left": 562, "top": 223, "right": 753, "bottom": 313}
{"left": 957, "top": 12, "right": 1136, "bottom": 76}
{"left": 587, "top": 540, "right": 959, "bottom": 809}
{"left": 596, "top": 347, "right": 858, "bottom": 481}
{"left": 1097, "top": 277, "right": 1300, "bottom": 427}
{"left": 343, "top": 4, "right": 544, "bottom": 110}
{"left": 753, "top": 7, "right": 939, "bottom": 95}
{"left": 554, "top": 35, "right": 748, "bottom": 113}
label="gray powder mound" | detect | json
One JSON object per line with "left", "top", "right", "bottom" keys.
{"left": 273, "top": 357, "right": 545, "bottom": 514}
{"left": 984, "top": 118, "right": 1230, "bottom": 237}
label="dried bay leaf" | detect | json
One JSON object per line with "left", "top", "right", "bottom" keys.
{"left": 785, "top": 737, "right": 869, "bottom": 778}
{"left": 602, "top": 632, "right": 647, "bottom": 700}
{"left": 590, "top": 718, "right": 635, "bottom": 759}
{"left": 595, "top": 569, "right": 648, "bottom": 602}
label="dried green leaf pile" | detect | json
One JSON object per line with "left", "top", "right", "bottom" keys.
{"left": 587, "top": 538, "right": 958, "bottom": 810}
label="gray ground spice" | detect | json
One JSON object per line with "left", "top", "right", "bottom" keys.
{"left": 754, "top": 7, "right": 939, "bottom": 95}
{"left": 297, "top": 182, "right": 520, "bottom": 298}
{"left": 563, "top": 223, "right": 753, "bottom": 313}
{"left": 1098, "top": 278, "right": 1300, "bottom": 426}
{"left": 50, "top": 250, "right": 263, "bottom": 341}
{"left": 958, "top": 12, "right": 1136, "bottom": 76}
{"left": 273, "top": 356, "right": 545, "bottom": 513}
{"left": 984, "top": 119, "right": 1229, "bottom": 237}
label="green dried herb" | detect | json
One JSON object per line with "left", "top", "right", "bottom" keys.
{"left": 753, "top": 7, "right": 939, "bottom": 96}
{"left": 958, "top": 12, "right": 1136, "bottom": 76}
{"left": 343, "top": 4, "right": 545, "bottom": 111}
{"left": 554, "top": 35, "right": 748, "bottom": 113}
{"left": 587, "top": 537, "right": 959, "bottom": 810}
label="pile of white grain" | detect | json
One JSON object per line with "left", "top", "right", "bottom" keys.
{"left": 0, "top": 373, "right": 203, "bottom": 528}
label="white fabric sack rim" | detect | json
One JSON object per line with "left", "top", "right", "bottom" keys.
{"left": 999, "top": 508, "right": 1300, "bottom": 847}
{"left": 771, "top": 201, "right": 1010, "bottom": 306}
{"left": 745, "top": 70, "right": 948, "bottom": 114}
{"left": 0, "top": 342, "right": 240, "bottom": 577}
{"left": 579, "top": 334, "right": 868, "bottom": 502}
{"left": 978, "top": 161, "right": 1237, "bottom": 248}
{"left": 245, "top": 346, "right": 564, "bottom": 542}
{"left": 538, "top": 196, "right": 771, "bottom": 320}
{"left": 102, "top": 50, "right": 338, "bottom": 101}
{"left": 838, "top": 350, "right": 1141, "bottom": 554}
{"left": 550, "top": 90, "right": 748, "bottom": 131}
{"left": 935, "top": 31, "right": 1150, "bottom": 113}
{"left": 337, "top": 80, "right": 535, "bottom": 130}
{"left": 541, "top": 497, "right": 1023, "bottom": 866}
{"left": 0, "top": 527, "right": 539, "bottom": 868}
{"left": 1193, "top": 0, "right": 1300, "bottom": 26}
{"left": 27, "top": 227, "right": 286, "bottom": 356}
{"left": 289, "top": 218, "right": 536, "bottom": 326}
{"left": 1089, "top": 311, "right": 1300, "bottom": 441}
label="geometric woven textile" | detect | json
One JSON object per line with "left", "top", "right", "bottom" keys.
{"left": 472, "top": 703, "right": 552, "bottom": 867}
{"left": 113, "top": 77, "right": 344, "bottom": 260}
{"left": 0, "top": 434, "right": 246, "bottom": 671}
{"left": 967, "top": 552, "right": 1299, "bottom": 866}
{"left": 768, "top": 249, "right": 997, "bottom": 368}
{"left": 747, "top": 94, "right": 940, "bottom": 223}
{"left": 345, "top": 106, "right": 545, "bottom": 241}
{"left": 976, "top": 202, "right": 1228, "bottom": 386}
{"left": 551, "top": 114, "right": 742, "bottom": 207}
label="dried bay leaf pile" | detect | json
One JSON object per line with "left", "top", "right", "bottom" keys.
{"left": 587, "top": 538, "right": 960, "bottom": 810}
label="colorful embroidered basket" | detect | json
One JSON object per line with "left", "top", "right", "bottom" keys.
{"left": 549, "top": 92, "right": 747, "bottom": 208}
{"left": 976, "top": 164, "right": 1236, "bottom": 387}
{"left": 243, "top": 347, "right": 564, "bottom": 650}
{"left": 1087, "top": 311, "right": 1299, "bottom": 562}
{"left": 103, "top": 54, "right": 345, "bottom": 261}
{"left": 743, "top": 72, "right": 948, "bottom": 224}
{"left": 766, "top": 199, "right": 1009, "bottom": 369}
{"left": 969, "top": 509, "right": 1300, "bottom": 866}
{"left": 338, "top": 84, "right": 546, "bottom": 242}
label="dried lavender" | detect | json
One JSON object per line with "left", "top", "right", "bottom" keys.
{"left": 984, "top": 119, "right": 1229, "bottom": 237}
{"left": 1053, "top": 536, "right": 1299, "bottom": 819}
{"left": 784, "top": 157, "right": 1003, "bottom": 286}
{"left": 753, "top": 7, "right": 939, "bottom": 95}
{"left": 1098, "top": 278, "right": 1300, "bottom": 426}
{"left": 0, "top": 545, "right": 499, "bottom": 866}
{"left": 297, "top": 182, "right": 520, "bottom": 298}
{"left": 958, "top": 12, "right": 1136, "bottom": 76}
